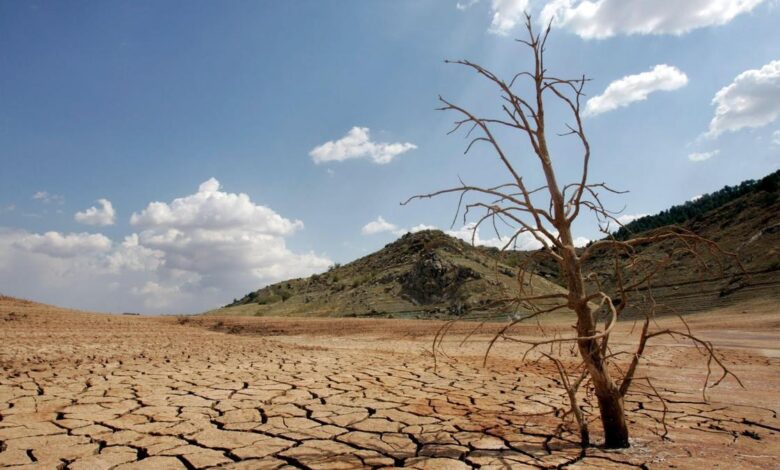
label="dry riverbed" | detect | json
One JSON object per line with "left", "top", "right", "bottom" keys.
{"left": 1, "top": 296, "right": 778, "bottom": 469}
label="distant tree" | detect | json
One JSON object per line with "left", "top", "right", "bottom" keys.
{"left": 405, "top": 16, "right": 740, "bottom": 449}
{"left": 613, "top": 170, "right": 779, "bottom": 239}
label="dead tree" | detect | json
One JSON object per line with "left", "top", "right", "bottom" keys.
{"left": 404, "top": 15, "right": 741, "bottom": 449}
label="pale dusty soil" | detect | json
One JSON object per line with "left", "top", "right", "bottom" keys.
{"left": 1, "top": 297, "right": 778, "bottom": 469}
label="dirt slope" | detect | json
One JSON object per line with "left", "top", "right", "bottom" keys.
{"left": 215, "top": 171, "right": 779, "bottom": 319}
{"left": 495, "top": 170, "right": 780, "bottom": 317}
{"left": 582, "top": 173, "right": 780, "bottom": 316}
{"left": 211, "top": 230, "right": 566, "bottom": 318}
{"left": 2, "top": 295, "right": 779, "bottom": 469}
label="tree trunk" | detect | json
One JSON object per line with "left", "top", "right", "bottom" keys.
{"left": 596, "top": 387, "right": 630, "bottom": 448}
{"left": 579, "top": 337, "right": 631, "bottom": 448}
{"left": 560, "top": 239, "right": 631, "bottom": 449}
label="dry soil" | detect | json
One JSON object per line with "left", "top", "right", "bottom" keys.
{"left": 1, "top": 296, "right": 778, "bottom": 469}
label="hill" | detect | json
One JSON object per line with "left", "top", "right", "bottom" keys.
{"left": 585, "top": 170, "right": 780, "bottom": 316}
{"left": 613, "top": 169, "right": 779, "bottom": 240}
{"left": 209, "top": 229, "right": 567, "bottom": 318}
{"left": 504, "top": 170, "right": 780, "bottom": 316}
{"left": 215, "top": 170, "right": 780, "bottom": 319}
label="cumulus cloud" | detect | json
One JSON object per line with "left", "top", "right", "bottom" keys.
{"left": 32, "top": 191, "right": 64, "bottom": 205}
{"left": 409, "top": 224, "right": 438, "bottom": 233}
{"left": 105, "top": 234, "right": 165, "bottom": 273}
{"left": 130, "top": 281, "right": 184, "bottom": 310}
{"left": 445, "top": 223, "right": 563, "bottom": 250}
{"left": 358, "top": 218, "right": 560, "bottom": 250}
{"left": 361, "top": 216, "right": 401, "bottom": 235}
{"left": 369, "top": 220, "right": 589, "bottom": 250}
{"left": 706, "top": 60, "right": 780, "bottom": 137}
{"left": 130, "top": 178, "right": 301, "bottom": 234}
{"left": 449, "top": 224, "right": 591, "bottom": 249}
{"left": 129, "top": 178, "right": 330, "bottom": 301}
{"left": 310, "top": 127, "right": 417, "bottom": 165}
{"left": 456, "top": 0, "right": 480, "bottom": 9}
{"left": 688, "top": 150, "right": 719, "bottom": 162}
{"left": 572, "top": 236, "right": 591, "bottom": 248}
{"left": 616, "top": 213, "right": 648, "bottom": 225}
{"left": 457, "top": 0, "right": 529, "bottom": 35}
{"left": 690, "top": 194, "right": 704, "bottom": 202}
{"left": 1, "top": 178, "right": 331, "bottom": 314}
{"left": 488, "top": 0, "right": 530, "bottom": 35}
{"left": 14, "top": 231, "right": 112, "bottom": 258}
{"left": 584, "top": 65, "right": 688, "bottom": 116}
{"left": 74, "top": 199, "right": 116, "bottom": 226}
{"left": 541, "top": 0, "right": 765, "bottom": 39}
{"left": 445, "top": 224, "right": 504, "bottom": 248}
{"left": 0, "top": 229, "right": 117, "bottom": 310}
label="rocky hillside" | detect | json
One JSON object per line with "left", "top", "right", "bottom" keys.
{"left": 613, "top": 170, "right": 779, "bottom": 240}
{"left": 587, "top": 170, "right": 780, "bottom": 316}
{"left": 214, "top": 171, "right": 780, "bottom": 319}
{"left": 209, "top": 230, "right": 566, "bottom": 318}
{"left": 500, "top": 170, "right": 780, "bottom": 316}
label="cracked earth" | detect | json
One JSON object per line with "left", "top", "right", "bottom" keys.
{"left": 1, "top": 297, "right": 779, "bottom": 469}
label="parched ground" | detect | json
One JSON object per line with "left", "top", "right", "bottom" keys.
{"left": 1, "top": 297, "right": 778, "bottom": 469}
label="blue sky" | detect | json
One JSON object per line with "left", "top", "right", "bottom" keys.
{"left": 1, "top": 0, "right": 779, "bottom": 313}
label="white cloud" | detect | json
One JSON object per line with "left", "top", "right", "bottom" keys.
{"left": 0, "top": 228, "right": 178, "bottom": 313}
{"left": 32, "top": 191, "right": 64, "bottom": 205}
{"left": 310, "top": 127, "right": 417, "bottom": 165}
{"left": 402, "top": 222, "right": 589, "bottom": 250}
{"left": 361, "top": 219, "right": 561, "bottom": 250}
{"left": 0, "top": 204, "right": 14, "bottom": 214}
{"left": 361, "top": 216, "right": 400, "bottom": 235}
{"left": 446, "top": 223, "right": 552, "bottom": 250}
{"left": 455, "top": 0, "right": 529, "bottom": 34}
{"left": 0, "top": 178, "right": 331, "bottom": 314}
{"left": 616, "top": 213, "right": 648, "bottom": 225}
{"left": 456, "top": 0, "right": 480, "bottom": 10}
{"left": 541, "top": 0, "right": 765, "bottom": 39}
{"left": 773, "top": 130, "right": 780, "bottom": 146}
{"left": 14, "top": 231, "right": 112, "bottom": 258}
{"left": 707, "top": 60, "right": 780, "bottom": 137}
{"left": 688, "top": 150, "right": 719, "bottom": 161}
{"left": 608, "top": 213, "right": 649, "bottom": 232}
{"left": 131, "top": 178, "right": 302, "bottom": 235}
{"left": 488, "top": 0, "right": 530, "bottom": 35}
{"left": 74, "top": 198, "right": 116, "bottom": 226}
{"left": 129, "top": 178, "right": 330, "bottom": 301}
{"left": 0, "top": 229, "right": 116, "bottom": 310}
{"left": 105, "top": 234, "right": 165, "bottom": 273}
{"left": 584, "top": 65, "right": 688, "bottom": 116}
{"left": 409, "top": 224, "right": 438, "bottom": 233}
{"left": 446, "top": 223, "right": 503, "bottom": 248}
{"left": 131, "top": 281, "right": 184, "bottom": 310}
{"left": 690, "top": 194, "right": 704, "bottom": 202}
{"left": 573, "top": 236, "right": 590, "bottom": 248}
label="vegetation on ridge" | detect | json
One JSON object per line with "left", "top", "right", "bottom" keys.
{"left": 613, "top": 169, "right": 779, "bottom": 240}
{"left": 213, "top": 229, "right": 566, "bottom": 318}
{"left": 218, "top": 169, "right": 780, "bottom": 320}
